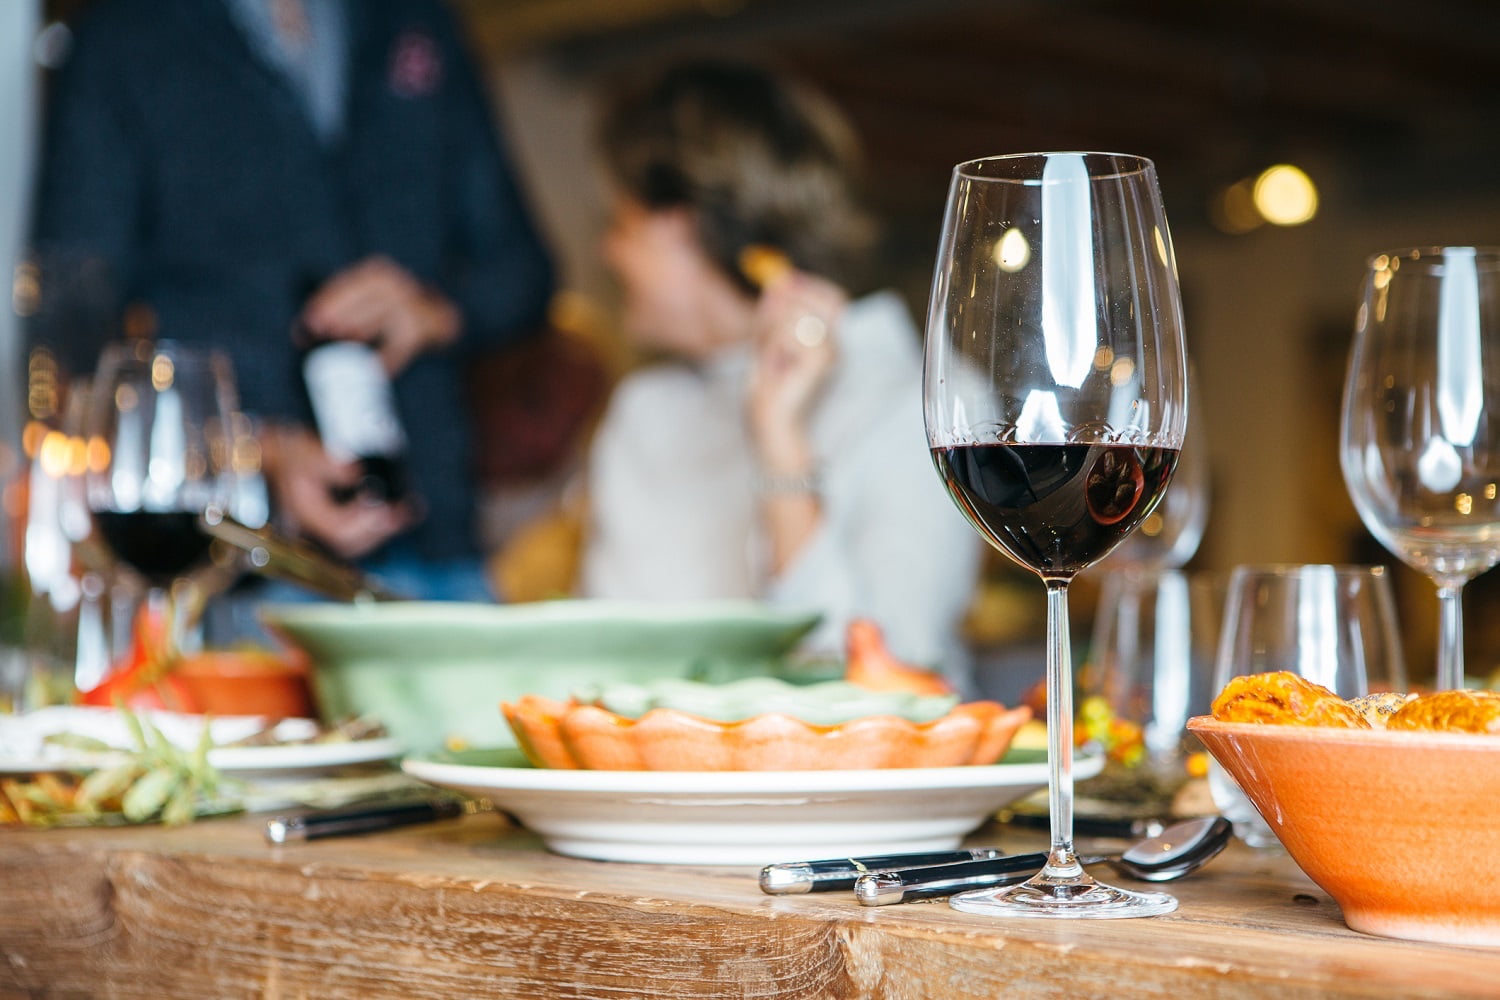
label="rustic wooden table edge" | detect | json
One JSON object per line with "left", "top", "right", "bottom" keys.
{"left": 3, "top": 814, "right": 1498, "bottom": 998}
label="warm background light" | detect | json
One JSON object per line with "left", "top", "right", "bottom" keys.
{"left": 1252, "top": 164, "right": 1319, "bottom": 226}
{"left": 1209, "top": 178, "right": 1262, "bottom": 234}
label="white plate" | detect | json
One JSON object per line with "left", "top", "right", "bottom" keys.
{"left": 0, "top": 738, "right": 403, "bottom": 777}
{"left": 0, "top": 707, "right": 402, "bottom": 779}
{"left": 402, "top": 749, "right": 1102, "bottom": 866}
{"left": 208, "top": 737, "right": 405, "bottom": 779}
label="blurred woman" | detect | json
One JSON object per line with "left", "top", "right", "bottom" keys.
{"left": 581, "top": 60, "right": 982, "bottom": 683}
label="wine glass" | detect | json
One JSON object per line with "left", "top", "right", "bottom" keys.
{"left": 1340, "top": 247, "right": 1500, "bottom": 691}
{"left": 83, "top": 340, "right": 239, "bottom": 641}
{"left": 924, "top": 152, "right": 1188, "bottom": 918}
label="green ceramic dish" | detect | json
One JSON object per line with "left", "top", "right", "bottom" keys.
{"left": 260, "top": 600, "right": 823, "bottom": 753}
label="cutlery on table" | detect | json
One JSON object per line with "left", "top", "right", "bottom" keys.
{"left": 264, "top": 797, "right": 482, "bottom": 843}
{"left": 759, "top": 814, "right": 1172, "bottom": 895}
{"left": 759, "top": 847, "right": 1013, "bottom": 895}
{"left": 854, "top": 816, "right": 1231, "bottom": 906}
{"left": 760, "top": 816, "right": 1230, "bottom": 904}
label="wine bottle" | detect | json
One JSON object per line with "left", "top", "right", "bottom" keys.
{"left": 301, "top": 338, "right": 410, "bottom": 505}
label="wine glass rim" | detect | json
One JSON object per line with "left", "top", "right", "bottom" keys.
{"left": 952, "top": 151, "right": 1157, "bottom": 182}
{"left": 1366, "top": 246, "right": 1500, "bottom": 269}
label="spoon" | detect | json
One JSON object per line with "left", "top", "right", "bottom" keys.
{"left": 1109, "top": 815, "right": 1233, "bottom": 881}
{"left": 853, "top": 816, "right": 1232, "bottom": 906}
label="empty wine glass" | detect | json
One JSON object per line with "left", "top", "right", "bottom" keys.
{"left": 83, "top": 340, "right": 239, "bottom": 641}
{"left": 924, "top": 152, "right": 1188, "bottom": 918}
{"left": 1340, "top": 247, "right": 1500, "bottom": 691}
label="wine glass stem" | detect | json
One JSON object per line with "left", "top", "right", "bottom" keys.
{"left": 1043, "top": 579, "right": 1081, "bottom": 878}
{"left": 1436, "top": 584, "right": 1465, "bottom": 691}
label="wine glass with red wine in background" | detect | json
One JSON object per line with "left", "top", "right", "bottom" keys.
{"left": 924, "top": 153, "right": 1189, "bottom": 919}
{"left": 84, "top": 340, "right": 238, "bottom": 640}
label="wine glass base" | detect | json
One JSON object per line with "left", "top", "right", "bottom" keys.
{"left": 949, "top": 875, "right": 1178, "bottom": 920}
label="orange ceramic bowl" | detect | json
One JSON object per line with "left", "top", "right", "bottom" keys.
{"left": 504, "top": 695, "right": 1031, "bottom": 771}
{"left": 1188, "top": 716, "right": 1500, "bottom": 946}
{"left": 173, "top": 650, "right": 316, "bottom": 719}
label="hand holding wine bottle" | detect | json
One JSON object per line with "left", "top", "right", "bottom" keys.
{"left": 295, "top": 258, "right": 432, "bottom": 507}
{"left": 299, "top": 255, "right": 460, "bottom": 376}
{"left": 284, "top": 256, "right": 448, "bottom": 556}
{"left": 259, "top": 425, "right": 415, "bottom": 560}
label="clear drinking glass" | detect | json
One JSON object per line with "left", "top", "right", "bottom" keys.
{"left": 1340, "top": 247, "right": 1500, "bottom": 691}
{"left": 1207, "top": 564, "right": 1408, "bottom": 846}
{"left": 1084, "top": 567, "right": 1223, "bottom": 815}
{"left": 924, "top": 152, "right": 1188, "bottom": 918}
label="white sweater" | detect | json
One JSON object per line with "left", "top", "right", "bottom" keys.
{"left": 580, "top": 291, "right": 984, "bottom": 686}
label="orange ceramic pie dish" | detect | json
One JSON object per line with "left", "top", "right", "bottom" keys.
{"left": 503, "top": 694, "right": 1032, "bottom": 771}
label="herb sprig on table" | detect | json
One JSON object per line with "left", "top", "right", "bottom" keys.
{"left": 0, "top": 707, "right": 239, "bottom": 828}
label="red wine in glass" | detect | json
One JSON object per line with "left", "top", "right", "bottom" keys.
{"left": 92, "top": 510, "right": 216, "bottom": 587}
{"left": 931, "top": 443, "right": 1179, "bottom": 578}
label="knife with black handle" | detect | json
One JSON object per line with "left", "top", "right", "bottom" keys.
{"left": 265, "top": 798, "right": 470, "bottom": 843}
{"left": 759, "top": 847, "right": 1010, "bottom": 894}
{"left": 852, "top": 852, "right": 1055, "bottom": 905}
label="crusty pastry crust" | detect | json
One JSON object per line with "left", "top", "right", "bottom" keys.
{"left": 1387, "top": 689, "right": 1500, "bottom": 734}
{"left": 1211, "top": 671, "right": 1370, "bottom": 728}
{"left": 1210, "top": 673, "right": 1500, "bottom": 732}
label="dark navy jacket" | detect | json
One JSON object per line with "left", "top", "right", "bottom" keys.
{"left": 32, "top": 0, "right": 555, "bottom": 561}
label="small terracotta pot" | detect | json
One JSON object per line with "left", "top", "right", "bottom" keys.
{"left": 173, "top": 650, "right": 315, "bottom": 719}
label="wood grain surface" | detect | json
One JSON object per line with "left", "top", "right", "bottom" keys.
{"left": 3, "top": 813, "right": 1498, "bottom": 999}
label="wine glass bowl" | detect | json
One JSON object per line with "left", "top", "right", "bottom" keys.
{"left": 83, "top": 340, "right": 238, "bottom": 600}
{"left": 1340, "top": 247, "right": 1500, "bottom": 690}
{"left": 924, "top": 152, "right": 1188, "bottom": 918}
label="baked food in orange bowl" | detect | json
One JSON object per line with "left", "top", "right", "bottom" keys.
{"left": 1188, "top": 673, "right": 1500, "bottom": 946}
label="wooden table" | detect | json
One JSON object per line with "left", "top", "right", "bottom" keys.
{"left": 3, "top": 812, "right": 1498, "bottom": 998}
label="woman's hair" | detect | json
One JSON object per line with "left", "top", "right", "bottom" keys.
{"left": 598, "top": 59, "right": 876, "bottom": 292}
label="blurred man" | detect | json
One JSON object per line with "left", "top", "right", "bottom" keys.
{"left": 32, "top": 0, "right": 555, "bottom": 599}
